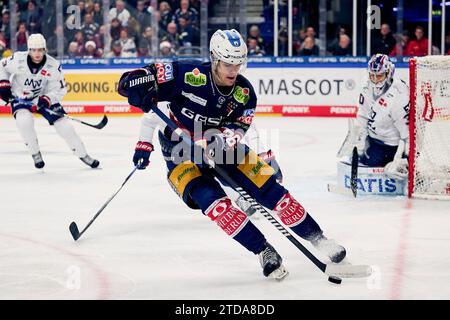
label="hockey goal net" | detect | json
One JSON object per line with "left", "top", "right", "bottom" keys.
{"left": 409, "top": 56, "right": 450, "bottom": 199}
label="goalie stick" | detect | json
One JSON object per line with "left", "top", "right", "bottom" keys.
{"left": 149, "top": 105, "right": 372, "bottom": 280}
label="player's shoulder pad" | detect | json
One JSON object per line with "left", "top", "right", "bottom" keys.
{"left": 44, "top": 54, "right": 62, "bottom": 70}
{"left": 389, "top": 77, "right": 409, "bottom": 105}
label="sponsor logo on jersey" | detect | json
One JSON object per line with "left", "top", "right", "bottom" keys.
{"left": 233, "top": 86, "right": 249, "bottom": 104}
{"left": 40, "top": 70, "right": 51, "bottom": 77}
{"left": 155, "top": 63, "right": 174, "bottom": 84}
{"left": 242, "top": 109, "right": 254, "bottom": 117}
{"left": 378, "top": 98, "right": 387, "bottom": 107}
{"left": 181, "top": 107, "right": 222, "bottom": 126}
{"left": 216, "top": 96, "right": 226, "bottom": 108}
{"left": 184, "top": 68, "right": 207, "bottom": 87}
{"left": 181, "top": 91, "right": 207, "bottom": 106}
{"left": 237, "top": 116, "right": 253, "bottom": 125}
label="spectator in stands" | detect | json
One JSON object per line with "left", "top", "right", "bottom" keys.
{"left": 138, "top": 26, "right": 153, "bottom": 56}
{"left": 405, "top": 26, "right": 429, "bottom": 56}
{"left": 118, "top": 28, "right": 137, "bottom": 57}
{"left": 248, "top": 25, "right": 266, "bottom": 52}
{"left": 67, "top": 41, "right": 81, "bottom": 57}
{"left": 303, "top": 26, "right": 323, "bottom": 52}
{"left": 136, "top": 1, "right": 151, "bottom": 30}
{"left": 72, "top": 30, "right": 86, "bottom": 55}
{"left": 327, "top": 26, "right": 346, "bottom": 55}
{"left": 159, "top": 2, "right": 173, "bottom": 33}
{"left": 278, "top": 28, "right": 289, "bottom": 56}
{"left": 46, "top": 25, "right": 67, "bottom": 57}
{"left": 77, "top": 1, "right": 86, "bottom": 19}
{"left": 94, "top": 25, "right": 106, "bottom": 53}
{"left": 160, "top": 40, "right": 175, "bottom": 57}
{"left": 161, "top": 22, "right": 179, "bottom": 50}
{"left": 81, "top": 12, "right": 99, "bottom": 42}
{"left": 92, "top": 2, "right": 103, "bottom": 26}
{"left": 294, "top": 28, "right": 307, "bottom": 55}
{"left": 389, "top": 30, "right": 410, "bottom": 56}
{"left": 21, "top": 0, "right": 41, "bottom": 33}
{"left": 84, "top": 40, "right": 101, "bottom": 58}
{"left": 299, "top": 36, "right": 319, "bottom": 56}
{"left": 104, "top": 40, "right": 123, "bottom": 57}
{"left": 15, "top": 22, "right": 29, "bottom": 51}
{"left": 247, "top": 37, "right": 265, "bottom": 56}
{"left": 329, "top": 34, "right": 351, "bottom": 56}
{"left": 178, "top": 16, "right": 195, "bottom": 48}
{"left": 109, "top": 0, "right": 131, "bottom": 27}
{"left": 372, "top": 23, "right": 396, "bottom": 55}
{"left": 0, "top": 9, "right": 10, "bottom": 46}
{"left": 173, "top": 0, "right": 198, "bottom": 28}
{"left": 110, "top": 17, "right": 122, "bottom": 41}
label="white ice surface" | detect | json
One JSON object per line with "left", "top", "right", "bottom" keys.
{"left": 0, "top": 115, "right": 449, "bottom": 300}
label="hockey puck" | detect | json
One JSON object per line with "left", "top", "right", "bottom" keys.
{"left": 328, "top": 276, "right": 342, "bottom": 284}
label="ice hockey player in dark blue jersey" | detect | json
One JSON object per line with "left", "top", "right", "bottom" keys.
{"left": 118, "top": 29, "right": 346, "bottom": 280}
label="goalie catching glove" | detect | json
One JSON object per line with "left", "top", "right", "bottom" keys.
{"left": 384, "top": 139, "right": 409, "bottom": 179}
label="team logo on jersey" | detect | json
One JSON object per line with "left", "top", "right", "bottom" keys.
{"left": 184, "top": 68, "right": 207, "bottom": 87}
{"left": 155, "top": 62, "right": 174, "bottom": 84}
{"left": 24, "top": 79, "right": 42, "bottom": 89}
{"left": 233, "top": 86, "right": 249, "bottom": 104}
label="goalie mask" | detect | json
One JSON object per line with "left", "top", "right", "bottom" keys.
{"left": 210, "top": 29, "right": 248, "bottom": 73}
{"left": 368, "top": 54, "right": 395, "bottom": 96}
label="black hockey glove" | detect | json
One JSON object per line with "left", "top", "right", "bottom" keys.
{"left": 0, "top": 80, "right": 12, "bottom": 103}
{"left": 118, "top": 68, "right": 157, "bottom": 112}
{"left": 133, "top": 141, "right": 154, "bottom": 169}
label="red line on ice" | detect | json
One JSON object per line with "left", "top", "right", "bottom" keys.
{"left": 389, "top": 200, "right": 413, "bottom": 299}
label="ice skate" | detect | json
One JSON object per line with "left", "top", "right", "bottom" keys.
{"left": 80, "top": 155, "right": 100, "bottom": 168}
{"left": 32, "top": 152, "right": 45, "bottom": 169}
{"left": 311, "top": 234, "right": 346, "bottom": 263}
{"left": 258, "top": 242, "right": 288, "bottom": 280}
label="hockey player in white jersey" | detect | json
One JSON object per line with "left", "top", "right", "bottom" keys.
{"left": 0, "top": 34, "right": 99, "bottom": 169}
{"left": 342, "top": 54, "right": 409, "bottom": 179}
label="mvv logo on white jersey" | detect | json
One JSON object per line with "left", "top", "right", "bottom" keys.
{"left": 24, "top": 79, "right": 42, "bottom": 89}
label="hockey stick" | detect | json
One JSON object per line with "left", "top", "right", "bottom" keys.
{"left": 350, "top": 147, "right": 359, "bottom": 198}
{"left": 149, "top": 105, "right": 372, "bottom": 279}
{"left": 44, "top": 109, "right": 109, "bottom": 129}
{"left": 69, "top": 161, "right": 141, "bottom": 241}
{"left": 12, "top": 98, "right": 108, "bottom": 129}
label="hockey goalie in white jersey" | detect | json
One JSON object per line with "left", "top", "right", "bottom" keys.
{"left": 336, "top": 54, "right": 410, "bottom": 196}
{"left": 0, "top": 34, "right": 99, "bottom": 169}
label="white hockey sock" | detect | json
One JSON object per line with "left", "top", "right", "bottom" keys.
{"left": 15, "top": 109, "right": 40, "bottom": 155}
{"left": 53, "top": 118, "right": 88, "bottom": 158}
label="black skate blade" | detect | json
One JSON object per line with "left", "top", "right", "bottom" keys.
{"left": 69, "top": 222, "right": 80, "bottom": 241}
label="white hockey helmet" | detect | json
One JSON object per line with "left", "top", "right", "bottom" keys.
{"left": 210, "top": 29, "right": 247, "bottom": 71}
{"left": 367, "top": 53, "right": 395, "bottom": 96}
{"left": 27, "top": 33, "right": 47, "bottom": 51}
